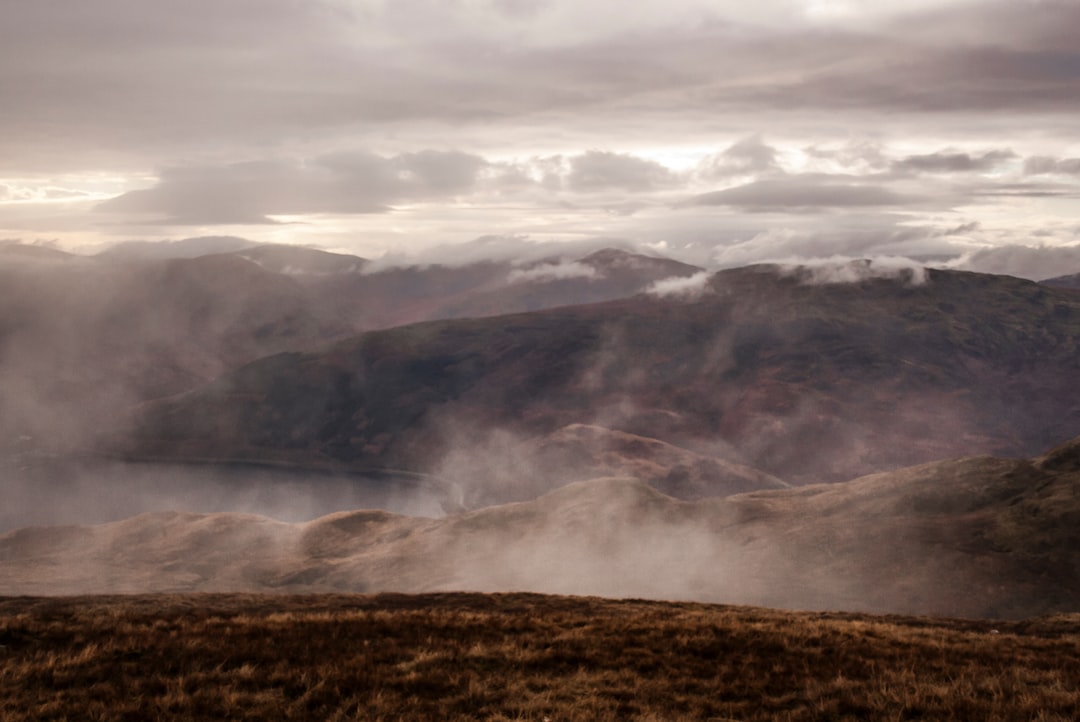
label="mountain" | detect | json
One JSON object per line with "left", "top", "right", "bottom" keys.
{"left": 118, "top": 265, "right": 1080, "bottom": 490}
{"left": 0, "top": 243, "right": 706, "bottom": 462}
{"left": 296, "top": 247, "right": 704, "bottom": 330}
{"left": 0, "top": 243, "right": 76, "bottom": 262}
{"left": 4, "top": 438, "right": 1078, "bottom": 618}
{"left": 437, "top": 423, "right": 789, "bottom": 509}
{"left": 1042, "top": 272, "right": 1080, "bottom": 290}
{"left": 228, "top": 245, "right": 368, "bottom": 275}
{"left": 96, "top": 236, "right": 258, "bottom": 260}
{"left": 0, "top": 251, "right": 347, "bottom": 451}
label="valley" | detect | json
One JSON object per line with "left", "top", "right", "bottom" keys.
{"left": 2, "top": 246, "right": 1079, "bottom": 620}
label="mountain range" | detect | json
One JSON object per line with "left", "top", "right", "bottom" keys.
{"left": 3, "top": 241, "right": 1080, "bottom": 616}
{"left": 0, "top": 242, "right": 697, "bottom": 455}
{"left": 116, "top": 263, "right": 1080, "bottom": 496}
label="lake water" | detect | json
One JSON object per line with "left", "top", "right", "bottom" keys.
{"left": 1, "top": 456, "right": 451, "bottom": 532}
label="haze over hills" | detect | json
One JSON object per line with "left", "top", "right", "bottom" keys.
{"left": 4, "top": 437, "right": 1079, "bottom": 619}
{"left": 277, "top": 245, "right": 703, "bottom": 331}
{"left": 0, "top": 241, "right": 720, "bottom": 529}
{"left": 3, "top": 243, "right": 1080, "bottom": 617}
{"left": 0, "top": 242, "right": 695, "bottom": 457}
{"left": 119, "top": 263, "right": 1080, "bottom": 498}
{"left": 0, "top": 249, "right": 343, "bottom": 451}
{"left": 464, "top": 423, "right": 790, "bottom": 507}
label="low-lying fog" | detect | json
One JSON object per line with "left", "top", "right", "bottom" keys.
{"left": 0, "top": 456, "right": 448, "bottom": 533}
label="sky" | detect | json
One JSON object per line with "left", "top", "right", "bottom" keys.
{"left": 2, "top": 0, "right": 1080, "bottom": 277}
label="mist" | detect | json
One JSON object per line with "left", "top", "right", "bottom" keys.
{"left": 3, "top": 240, "right": 1080, "bottom": 620}
{"left": 5, "top": 449, "right": 1076, "bottom": 619}
{"left": 0, "top": 457, "right": 448, "bottom": 534}
{"left": 0, "top": 240, "right": 706, "bottom": 535}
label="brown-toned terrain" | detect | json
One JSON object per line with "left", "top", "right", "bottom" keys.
{"left": 1042, "top": 272, "right": 1080, "bottom": 290}
{"left": 121, "top": 265, "right": 1080, "bottom": 490}
{"left": 0, "top": 243, "right": 698, "bottom": 456}
{"left": 1, "top": 592, "right": 1077, "bottom": 721}
{"left": 431, "top": 423, "right": 790, "bottom": 509}
{"left": 4, "top": 438, "right": 1079, "bottom": 619}
{"left": 296, "top": 246, "right": 704, "bottom": 331}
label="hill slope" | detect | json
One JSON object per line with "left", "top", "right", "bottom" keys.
{"left": 295, "top": 246, "right": 703, "bottom": 330}
{"left": 0, "top": 244, "right": 697, "bottom": 457}
{"left": 120, "top": 265, "right": 1080, "bottom": 488}
{"left": 4, "top": 438, "right": 1079, "bottom": 618}
{"left": 1, "top": 593, "right": 1077, "bottom": 722}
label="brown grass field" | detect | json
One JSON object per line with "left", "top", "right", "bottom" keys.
{"left": 1, "top": 592, "right": 1078, "bottom": 721}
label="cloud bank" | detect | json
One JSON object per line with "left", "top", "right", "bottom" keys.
{"left": 0, "top": 0, "right": 1078, "bottom": 278}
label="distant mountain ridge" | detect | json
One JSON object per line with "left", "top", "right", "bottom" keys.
{"left": 289, "top": 246, "right": 703, "bottom": 330}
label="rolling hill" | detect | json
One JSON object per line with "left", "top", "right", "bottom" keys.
{"left": 287, "top": 246, "right": 704, "bottom": 330}
{"left": 4, "top": 437, "right": 1079, "bottom": 618}
{"left": 117, "top": 265, "right": 1080, "bottom": 491}
{"left": 0, "top": 243, "right": 698, "bottom": 457}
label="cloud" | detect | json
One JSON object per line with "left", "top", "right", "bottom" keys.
{"left": 803, "top": 141, "right": 890, "bottom": 173}
{"left": 1, "top": 0, "right": 1079, "bottom": 281}
{"left": 704, "top": 215, "right": 972, "bottom": 271}
{"left": 1024, "top": 156, "right": 1080, "bottom": 176}
{"left": 3, "top": 1, "right": 1079, "bottom": 177}
{"left": 777, "top": 256, "right": 928, "bottom": 286}
{"left": 507, "top": 260, "right": 599, "bottom": 283}
{"left": 567, "top": 151, "right": 678, "bottom": 192}
{"left": 697, "top": 136, "right": 781, "bottom": 179}
{"left": 892, "top": 149, "right": 1016, "bottom": 174}
{"left": 968, "top": 181, "right": 1075, "bottom": 199}
{"left": 97, "top": 151, "right": 488, "bottom": 224}
{"left": 688, "top": 176, "right": 916, "bottom": 211}
{"left": 646, "top": 271, "right": 711, "bottom": 298}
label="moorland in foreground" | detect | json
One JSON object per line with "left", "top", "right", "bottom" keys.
{"left": 1, "top": 592, "right": 1078, "bottom": 721}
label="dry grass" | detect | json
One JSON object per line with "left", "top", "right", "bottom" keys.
{"left": 1, "top": 592, "right": 1078, "bottom": 721}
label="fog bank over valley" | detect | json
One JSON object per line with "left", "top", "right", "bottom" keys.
{"left": 2, "top": 243, "right": 1080, "bottom": 617}
{"left": 4, "top": 437, "right": 1080, "bottom": 619}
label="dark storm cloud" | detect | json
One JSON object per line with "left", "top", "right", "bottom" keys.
{"left": 98, "top": 151, "right": 488, "bottom": 224}
{"left": 688, "top": 176, "right": 917, "bottom": 212}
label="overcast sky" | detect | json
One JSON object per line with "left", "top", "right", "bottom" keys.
{"left": 2, "top": 0, "right": 1080, "bottom": 277}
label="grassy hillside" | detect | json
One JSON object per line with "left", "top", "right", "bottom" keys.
{"left": 4, "top": 439, "right": 1078, "bottom": 618}
{"left": 122, "top": 266, "right": 1080, "bottom": 488}
{"left": 1, "top": 593, "right": 1077, "bottom": 721}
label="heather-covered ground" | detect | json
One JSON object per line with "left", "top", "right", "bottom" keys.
{"left": 2, "top": 592, "right": 1077, "bottom": 721}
